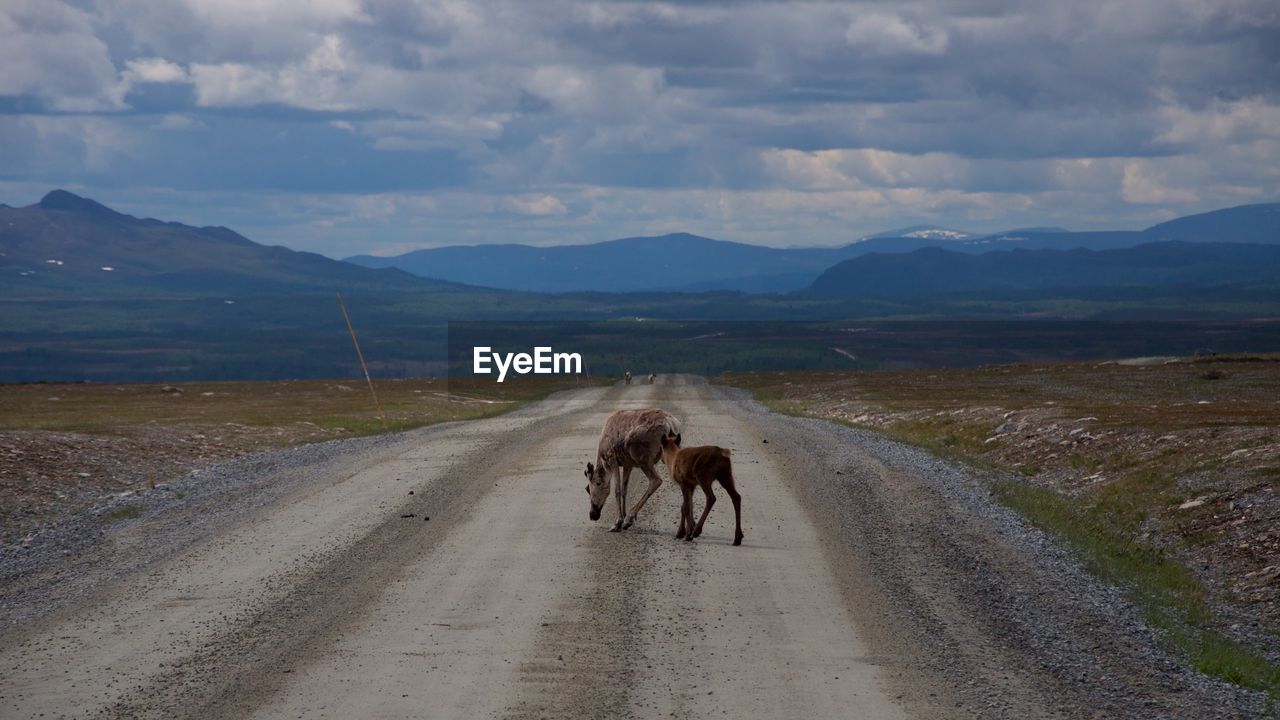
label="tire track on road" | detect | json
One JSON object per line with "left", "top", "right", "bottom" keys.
{"left": 502, "top": 380, "right": 680, "bottom": 719}
{"left": 97, "top": 385, "right": 624, "bottom": 719}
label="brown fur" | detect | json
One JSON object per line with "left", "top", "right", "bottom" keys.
{"left": 659, "top": 433, "right": 744, "bottom": 546}
{"left": 585, "top": 408, "right": 681, "bottom": 531}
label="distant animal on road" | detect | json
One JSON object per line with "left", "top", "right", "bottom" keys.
{"left": 585, "top": 408, "right": 680, "bottom": 531}
{"left": 624, "top": 370, "right": 632, "bottom": 385}
{"left": 647, "top": 373, "right": 656, "bottom": 384}
{"left": 659, "top": 432, "right": 743, "bottom": 546}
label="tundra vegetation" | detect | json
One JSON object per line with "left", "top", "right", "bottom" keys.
{"left": 0, "top": 375, "right": 597, "bottom": 546}
{"left": 722, "top": 354, "right": 1280, "bottom": 702}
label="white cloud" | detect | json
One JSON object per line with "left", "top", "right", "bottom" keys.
{"left": 1156, "top": 97, "right": 1280, "bottom": 147}
{"left": 525, "top": 65, "right": 666, "bottom": 121}
{"left": 98, "top": 0, "right": 369, "bottom": 62}
{"left": 153, "top": 113, "right": 199, "bottom": 131}
{"left": 845, "top": 12, "right": 948, "bottom": 55}
{"left": 0, "top": 0, "right": 120, "bottom": 110}
{"left": 506, "top": 194, "right": 569, "bottom": 216}
{"left": 2, "top": 0, "right": 1277, "bottom": 251}
{"left": 760, "top": 148, "right": 988, "bottom": 192}
{"left": 187, "top": 36, "right": 357, "bottom": 109}
{"left": 188, "top": 62, "right": 279, "bottom": 106}
{"left": 360, "top": 115, "right": 509, "bottom": 153}
{"left": 1121, "top": 160, "right": 1199, "bottom": 204}
{"left": 123, "top": 57, "right": 189, "bottom": 84}
{"left": 111, "top": 57, "right": 191, "bottom": 106}
{"left": 179, "top": 0, "right": 366, "bottom": 29}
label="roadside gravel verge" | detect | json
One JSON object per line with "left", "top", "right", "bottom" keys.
{"left": 716, "top": 383, "right": 1270, "bottom": 718}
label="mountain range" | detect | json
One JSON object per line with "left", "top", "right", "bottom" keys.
{"left": 347, "top": 203, "right": 1280, "bottom": 293}
{"left": 810, "top": 242, "right": 1280, "bottom": 297}
{"left": 0, "top": 190, "right": 447, "bottom": 297}
{"left": 2, "top": 190, "right": 1278, "bottom": 382}
{"left": 4, "top": 191, "right": 1277, "bottom": 301}
{"left": 345, "top": 233, "right": 867, "bottom": 293}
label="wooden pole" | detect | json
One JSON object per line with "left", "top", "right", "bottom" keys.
{"left": 336, "top": 292, "right": 387, "bottom": 429}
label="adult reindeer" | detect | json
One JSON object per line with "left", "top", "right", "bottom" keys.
{"left": 659, "top": 432, "right": 744, "bottom": 545}
{"left": 584, "top": 408, "right": 680, "bottom": 532}
{"left": 624, "top": 370, "right": 633, "bottom": 385}
{"left": 647, "top": 372, "right": 656, "bottom": 384}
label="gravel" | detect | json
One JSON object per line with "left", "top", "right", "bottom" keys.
{"left": 716, "top": 383, "right": 1270, "bottom": 719}
{"left": 0, "top": 396, "right": 563, "bottom": 635}
{"left": 3, "top": 379, "right": 1270, "bottom": 719}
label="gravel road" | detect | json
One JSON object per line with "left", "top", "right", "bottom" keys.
{"left": 0, "top": 377, "right": 1268, "bottom": 718}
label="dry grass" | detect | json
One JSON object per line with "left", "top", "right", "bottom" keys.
{"left": 1, "top": 375, "right": 602, "bottom": 543}
{"left": 1, "top": 376, "right": 594, "bottom": 436}
{"left": 721, "top": 354, "right": 1280, "bottom": 701}
{"left": 728, "top": 354, "right": 1280, "bottom": 431}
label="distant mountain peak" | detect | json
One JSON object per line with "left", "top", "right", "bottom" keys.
{"left": 2, "top": 191, "right": 445, "bottom": 296}
{"left": 860, "top": 225, "right": 972, "bottom": 241}
{"left": 39, "top": 190, "right": 123, "bottom": 218}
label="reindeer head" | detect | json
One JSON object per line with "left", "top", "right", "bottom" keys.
{"left": 584, "top": 461, "right": 609, "bottom": 520}
{"left": 659, "top": 432, "right": 682, "bottom": 464}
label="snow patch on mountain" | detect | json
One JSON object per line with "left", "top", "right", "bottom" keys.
{"left": 901, "top": 229, "right": 971, "bottom": 240}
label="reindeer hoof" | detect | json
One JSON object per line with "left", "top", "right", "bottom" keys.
{"left": 733, "top": 533, "right": 743, "bottom": 546}
{"left": 684, "top": 535, "right": 695, "bottom": 543}
{"left": 610, "top": 521, "right": 623, "bottom": 532}
{"left": 692, "top": 528, "right": 702, "bottom": 538}
{"left": 622, "top": 514, "right": 636, "bottom": 529}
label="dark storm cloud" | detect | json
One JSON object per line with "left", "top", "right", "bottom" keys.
{"left": 0, "top": 0, "right": 1277, "bottom": 255}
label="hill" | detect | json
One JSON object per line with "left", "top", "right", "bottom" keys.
{"left": 346, "top": 233, "right": 863, "bottom": 293}
{"left": 809, "top": 241, "right": 1280, "bottom": 297}
{"left": 956, "top": 203, "right": 1280, "bottom": 253}
{"left": 344, "top": 232, "right": 992, "bottom": 293}
{"left": 346, "top": 203, "right": 1280, "bottom": 293}
{"left": 1144, "top": 203, "right": 1280, "bottom": 244}
{"left": 0, "top": 190, "right": 446, "bottom": 297}
{"left": 2, "top": 192, "right": 1278, "bottom": 382}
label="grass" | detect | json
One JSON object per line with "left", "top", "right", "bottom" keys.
{"left": 720, "top": 356, "right": 1280, "bottom": 705}
{"left": 0, "top": 374, "right": 607, "bottom": 542}
{"left": 726, "top": 354, "right": 1280, "bottom": 433}
{"left": 0, "top": 374, "right": 601, "bottom": 440}
{"left": 996, "top": 480, "right": 1280, "bottom": 701}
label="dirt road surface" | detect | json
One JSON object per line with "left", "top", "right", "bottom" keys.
{"left": 0, "top": 378, "right": 1266, "bottom": 718}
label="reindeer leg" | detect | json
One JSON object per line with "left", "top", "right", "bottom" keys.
{"left": 692, "top": 482, "right": 715, "bottom": 539}
{"left": 609, "top": 466, "right": 625, "bottom": 532}
{"left": 615, "top": 466, "right": 633, "bottom": 531}
{"left": 721, "top": 471, "right": 744, "bottom": 546}
{"left": 676, "top": 486, "right": 691, "bottom": 539}
{"left": 686, "top": 484, "right": 696, "bottom": 540}
{"left": 682, "top": 485, "right": 696, "bottom": 542}
{"left": 623, "top": 463, "right": 663, "bottom": 529}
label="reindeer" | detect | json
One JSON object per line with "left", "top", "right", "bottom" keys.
{"left": 584, "top": 408, "right": 680, "bottom": 532}
{"left": 624, "top": 370, "right": 632, "bottom": 385}
{"left": 658, "top": 432, "right": 743, "bottom": 546}
{"left": 647, "top": 372, "right": 656, "bottom": 384}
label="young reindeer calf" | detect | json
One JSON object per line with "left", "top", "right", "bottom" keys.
{"left": 658, "top": 432, "right": 744, "bottom": 546}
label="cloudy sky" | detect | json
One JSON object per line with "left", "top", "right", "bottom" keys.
{"left": 2, "top": 1, "right": 1278, "bottom": 257}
